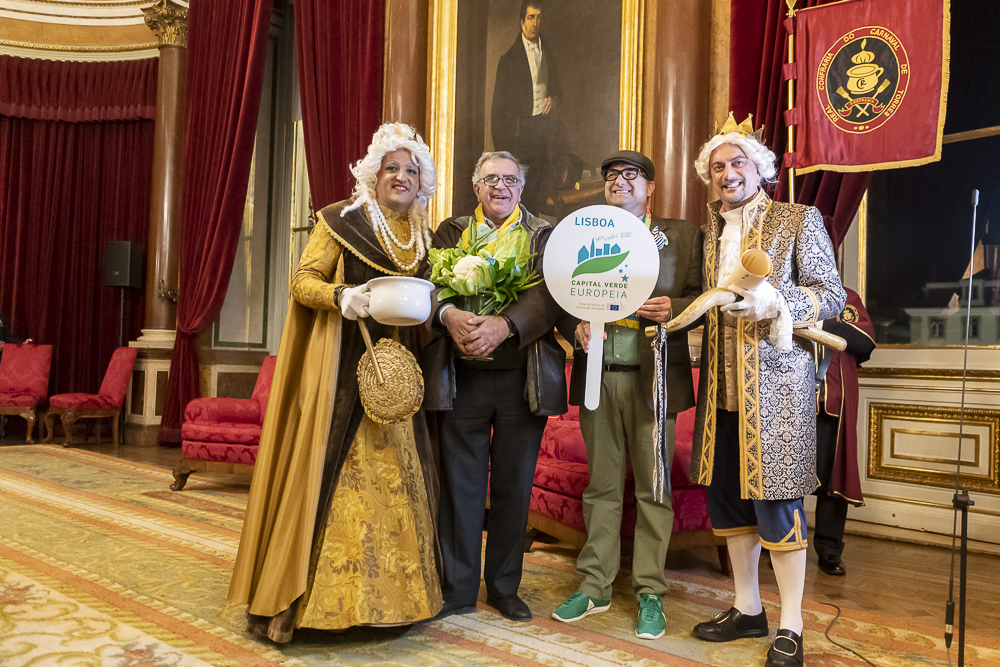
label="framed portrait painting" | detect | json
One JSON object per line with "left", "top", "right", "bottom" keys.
{"left": 427, "top": 0, "right": 644, "bottom": 225}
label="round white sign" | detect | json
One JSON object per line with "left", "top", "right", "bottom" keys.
{"left": 543, "top": 204, "right": 660, "bottom": 321}
{"left": 543, "top": 204, "right": 660, "bottom": 409}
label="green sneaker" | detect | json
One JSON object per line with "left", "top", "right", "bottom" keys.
{"left": 551, "top": 591, "right": 611, "bottom": 622}
{"left": 635, "top": 594, "right": 666, "bottom": 639}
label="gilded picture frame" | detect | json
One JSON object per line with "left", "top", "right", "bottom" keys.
{"left": 427, "top": 0, "right": 644, "bottom": 225}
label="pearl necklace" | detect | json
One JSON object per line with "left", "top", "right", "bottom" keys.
{"left": 367, "top": 199, "right": 425, "bottom": 272}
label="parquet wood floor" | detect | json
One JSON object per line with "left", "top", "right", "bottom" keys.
{"left": 4, "top": 436, "right": 997, "bottom": 641}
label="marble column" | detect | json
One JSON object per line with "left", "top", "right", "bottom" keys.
{"left": 126, "top": 0, "right": 188, "bottom": 446}
{"left": 649, "top": 0, "right": 712, "bottom": 228}
{"left": 382, "top": 0, "right": 429, "bottom": 134}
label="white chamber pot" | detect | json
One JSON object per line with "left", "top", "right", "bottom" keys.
{"left": 367, "top": 276, "right": 434, "bottom": 326}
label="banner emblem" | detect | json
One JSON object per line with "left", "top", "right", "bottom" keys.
{"left": 818, "top": 30, "right": 910, "bottom": 134}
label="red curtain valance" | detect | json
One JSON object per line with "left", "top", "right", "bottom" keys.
{"left": 0, "top": 55, "right": 158, "bottom": 122}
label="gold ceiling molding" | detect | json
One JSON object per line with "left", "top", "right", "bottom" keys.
{"left": 0, "top": 2, "right": 170, "bottom": 58}
{"left": 19, "top": 1, "right": 149, "bottom": 6}
{"left": 0, "top": 38, "right": 155, "bottom": 52}
{"left": 0, "top": 41, "right": 158, "bottom": 61}
{"left": 142, "top": 0, "right": 186, "bottom": 48}
{"left": 0, "top": 0, "right": 159, "bottom": 24}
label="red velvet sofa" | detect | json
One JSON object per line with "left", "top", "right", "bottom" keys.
{"left": 171, "top": 356, "right": 276, "bottom": 490}
{"left": 529, "top": 365, "right": 728, "bottom": 572}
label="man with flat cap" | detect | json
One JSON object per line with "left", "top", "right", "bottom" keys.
{"left": 552, "top": 150, "right": 703, "bottom": 639}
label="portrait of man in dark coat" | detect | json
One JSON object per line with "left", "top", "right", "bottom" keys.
{"left": 490, "top": 1, "right": 567, "bottom": 212}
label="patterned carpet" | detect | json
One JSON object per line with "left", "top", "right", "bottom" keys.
{"left": 1, "top": 446, "right": 997, "bottom": 666}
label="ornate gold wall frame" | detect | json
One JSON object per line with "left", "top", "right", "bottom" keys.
{"left": 867, "top": 402, "right": 1000, "bottom": 495}
{"left": 426, "top": 0, "right": 645, "bottom": 226}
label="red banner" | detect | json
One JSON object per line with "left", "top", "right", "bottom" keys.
{"left": 791, "top": 0, "right": 950, "bottom": 173}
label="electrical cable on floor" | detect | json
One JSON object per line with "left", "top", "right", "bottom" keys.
{"left": 820, "top": 602, "right": 879, "bottom": 667}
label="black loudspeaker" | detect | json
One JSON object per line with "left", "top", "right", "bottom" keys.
{"left": 104, "top": 241, "right": 144, "bottom": 288}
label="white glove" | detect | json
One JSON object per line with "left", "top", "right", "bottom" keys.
{"left": 339, "top": 283, "right": 370, "bottom": 320}
{"left": 720, "top": 282, "right": 781, "bottom": 322}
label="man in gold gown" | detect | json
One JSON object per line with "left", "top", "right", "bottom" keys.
{"left": 228, "top": 123, "right": 442, "bottom": 642}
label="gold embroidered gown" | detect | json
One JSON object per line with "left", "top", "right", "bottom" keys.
{"left": 229, "top": 202, "right": 440, "bottom": 632}
{"left": 296, "top": 205, "right": 441, "bottom": 629}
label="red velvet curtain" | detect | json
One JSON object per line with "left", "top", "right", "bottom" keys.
{"left": 729, "top": 0, "right": 870, "bottom": 248}
{"left": 157, "top": 0, "right": 273, "bottom": 444}
{"left": 295, "top": 0, "right": 384, "bottom": 209}
{"left": 0, "top": 55, "right": 156, "bottom": 395}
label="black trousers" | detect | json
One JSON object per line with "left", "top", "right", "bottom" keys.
{"left": 436, "top": 363, "right": 548, "bottom": 605}
{"left": 813, "top": 412, "right": 848, "bottom": 559}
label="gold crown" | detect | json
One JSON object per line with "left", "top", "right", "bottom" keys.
{"left": 713, "top": 112, "right": 765, "bottom": 142}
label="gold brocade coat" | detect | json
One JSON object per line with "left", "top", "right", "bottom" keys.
{"left": 689, "top": 193, "right": 846, "bottom": 501}
{"left": 228, "top": 200, "right": 435, "bottom": 617}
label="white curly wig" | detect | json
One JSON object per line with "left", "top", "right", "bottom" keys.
{"left": 341, "top": 122, "right": 437, "bottom": 240}
{"left": 694, "top": 132, "right": 778, "bottom": 185}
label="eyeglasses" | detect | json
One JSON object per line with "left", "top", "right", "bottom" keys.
{"left": 602, "top": 167, "right": 643, "bottom": 182}
{"left": 477, "top": 174, "right": 521, "bottom": 187}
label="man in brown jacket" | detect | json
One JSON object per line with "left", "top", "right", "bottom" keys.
{"left": 423, "top": 151, "right": 565, "bottom": 623}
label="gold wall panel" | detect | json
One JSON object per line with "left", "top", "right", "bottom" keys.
{"left": 868, "top": 402, "right": 1000, "bottom": 495}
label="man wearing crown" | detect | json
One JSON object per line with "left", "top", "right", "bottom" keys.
{"left": 687, "top": 113, "right": 846, "bottom": 667}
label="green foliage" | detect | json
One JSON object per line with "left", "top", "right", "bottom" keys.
{"left": 428, "top": 223, "right": 542, "bottom": 315}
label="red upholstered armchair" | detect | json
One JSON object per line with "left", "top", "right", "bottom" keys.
{"left": 171, "top": 355, "right": 277, "bottom": 491}
{"left": 529, "top": 364, "right": 729, "bottom": 573}
{"left": 44, "top": 347, "right": 138, "bottom": 447}
{"left": 0, "top": 343, "right": 53, "bottom": 443}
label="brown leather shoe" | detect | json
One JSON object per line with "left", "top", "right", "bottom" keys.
{"left": 764, "top": 628, "right": 804, "bottom": 666}
{"left": 693, "top": 606, "right": 768, "bottom": 642}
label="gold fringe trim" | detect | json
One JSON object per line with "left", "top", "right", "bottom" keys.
{"left": 713, "top": 526, "right": 759, "bottom": 537}
{"left": 797, "top": 154, "right": 941, "bottom": 175}
{"left": 316, "top": 211, "right": 412, "bottom": 278}
{"left": 760, "top": 510, "right": 808, "bottom": 551}
{"left": 739, "top": 205, "right": 765, "bottom": 501}
{"left": 696, "top": 210, "right": 721, "bottom": 487}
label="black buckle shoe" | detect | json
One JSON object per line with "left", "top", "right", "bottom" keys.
{"left": 486, "top": 594, "right": 532, "bottom": 622}
{"left": 765, "top": 628, "right": 803, "bottom": 667}
{"left": 818, "top": 554, "right": 846, "bottom": 576}
{"left": 693, "top": 606, "right": 769, "bottom": 642}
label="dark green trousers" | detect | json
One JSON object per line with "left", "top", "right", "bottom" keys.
{"left": 577, "top": 370, "right": 675, "bottom": 600}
